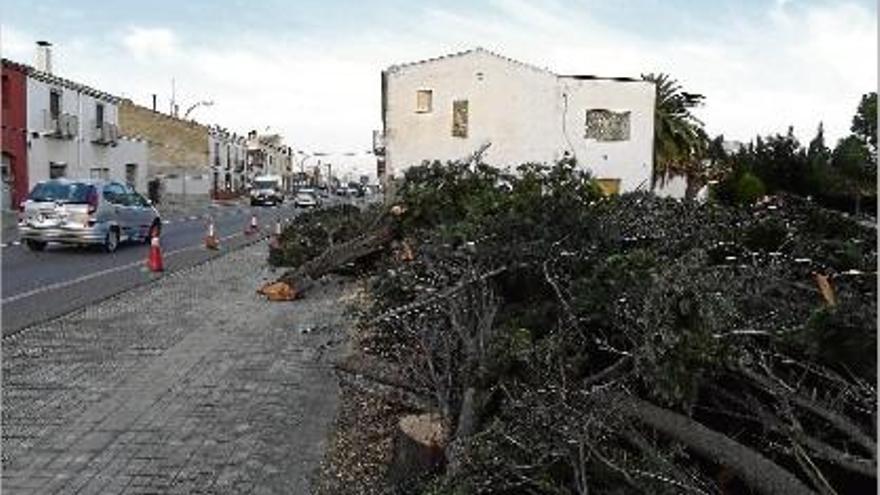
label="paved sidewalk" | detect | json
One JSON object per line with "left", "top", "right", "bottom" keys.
{"left": 2, "top": 243, "right": 351, "bottom": 494}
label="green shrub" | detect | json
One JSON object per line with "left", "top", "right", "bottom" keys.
{"left": 734, "top": 172, "right": 766, "bottom": 204}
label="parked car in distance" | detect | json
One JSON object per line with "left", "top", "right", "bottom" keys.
{"left": 341, "top": 187, "right": 360, "bottom": 197}
{"left": 18, "top": 178, "right": 161, "bottom": 253}
{"left": 250, "top": 175, "right": 285, "bottom": 206}
{"left": 294, "top": 192, "right": 318, "bottom": 208}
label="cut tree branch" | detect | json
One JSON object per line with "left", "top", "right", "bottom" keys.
{"left": 619, "top": 395, "right": 816, "bottom": 495}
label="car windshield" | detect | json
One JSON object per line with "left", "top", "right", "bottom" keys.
{"left": 28, "top": 182, "right": 94, "bottom": 203}
{"left": 254, "top": 180, "right": 277, "bottom": 189}
{"left": 296, "top": 193, "right": 314, "bottom": 200}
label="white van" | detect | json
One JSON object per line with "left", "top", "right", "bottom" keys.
{"left": 250, "top": 175, "right": 284, "bottom": 206}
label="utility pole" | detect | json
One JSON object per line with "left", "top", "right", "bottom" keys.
{"left": 326, "top": 162, "right": 332, "bottom": 193}
{"left": 170, "top": 77, "right": 175, "bottom": 115}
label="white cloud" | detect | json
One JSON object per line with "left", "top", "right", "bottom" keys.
{"left": 121, "top": 27, "right": 178, "bottom": 61}
{"left": 3, "top": 2, "right": 875, "bottom": 178}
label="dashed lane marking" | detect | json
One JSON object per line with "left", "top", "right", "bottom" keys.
{"left": 1, "top": 230, "right": 252, "bottom": 305}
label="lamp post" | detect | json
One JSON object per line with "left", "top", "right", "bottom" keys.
{"left": 183, "top": 100, "right": 214, "bottom": 120}
{"left": 296, "top": 152, "right": 330, "bottom": 189}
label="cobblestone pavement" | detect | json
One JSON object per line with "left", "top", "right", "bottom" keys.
{"left": 2, "top": 243, "right": 350, "bottom": 494}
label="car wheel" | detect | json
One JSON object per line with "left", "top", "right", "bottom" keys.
{"left": 104, "top": 228, "right": 120, "bottom": 253}
{"left": 25, "top": 239, "right": 47, "bottom": 252}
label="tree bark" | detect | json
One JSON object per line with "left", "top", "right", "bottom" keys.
{"left": 277, "top": 226, "right": 394, "bottom": 294}
{"left": 620, "top": 395, "right": 816, "bottom": 495}
{"left": 684, "top": 173, "right": 704, "bottom": 201}
{"left": 389, "top": 413, "right": 447, "bottom": 486}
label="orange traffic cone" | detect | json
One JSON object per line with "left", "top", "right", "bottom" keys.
{"left": 147, "top": 235, "right": 164, "bottom": 272}
{"left": 269, "top": 219, "right": 282, "bottom": 250}
{"left": 205, "top": 219, "right": 220, "bottom": 250}
{"left": 245, "top": 214, "right": 259, "bottom": 235}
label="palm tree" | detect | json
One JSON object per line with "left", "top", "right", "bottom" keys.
{"left": 642, "top": 73, "right": 708, "bottom": 198}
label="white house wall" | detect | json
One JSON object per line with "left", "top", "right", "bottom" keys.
{"left": 560, "top": 78, "right": 655, "bottom": 192}
{"left": 26, "top": 77, "right": 148, "bottom": 192}
{"left": 383, "top": 50, "right": 655, "bottom": 193}
{"left": 385, "top": 50, "right": 560, "bottom": 176}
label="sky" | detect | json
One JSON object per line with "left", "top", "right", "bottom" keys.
{"left": 2, "top": 0, "right": 876, "bottom": 178}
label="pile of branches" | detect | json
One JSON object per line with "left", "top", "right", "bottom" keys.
{"left": 276, "top": 160, "right": 877, "bottom": 494}
{"left": 269, "top": 203, "right": 370, "bottom": 268}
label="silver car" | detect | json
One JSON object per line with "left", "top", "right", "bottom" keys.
{"left": 18, "top": 179, "right": 162, "bottom": 252}
{"left": 293, "top": 192, "right": 318, "bottom": 208}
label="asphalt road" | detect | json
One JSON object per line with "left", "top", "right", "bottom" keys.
{"left": 1, "top": 200, "right": 309, "bottom": 336}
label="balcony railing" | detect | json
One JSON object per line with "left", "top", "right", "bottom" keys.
{"left": 90, "top": 122, "right": 119, "bottom": 146}
{"left": 42, "top": 110, "right": 78, "bottom": 139}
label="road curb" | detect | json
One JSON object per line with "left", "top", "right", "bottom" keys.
{"left": 1, "top": 221, "right": 282, "bottom": 340}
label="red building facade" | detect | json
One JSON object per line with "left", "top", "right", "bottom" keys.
{"left": 2, "top": 60, "right": 29, "bottom": 209}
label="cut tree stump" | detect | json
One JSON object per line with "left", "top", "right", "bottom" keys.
{"left": 389, "top": 413, "right": 448, "bottom": 486}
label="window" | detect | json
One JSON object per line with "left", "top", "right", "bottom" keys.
{"left": 49, "top": 162, "right": 67, "bottom": 179}
{"left": 585, "top": 109, "right": 630, "bottom": 141}
{"left": 90, "top": 167, "right": 110, "bottom": 180}
{"left": 29, "top": 182, "right": 94, "bottom": 203}
{"left": 102, "top": 183, "right": 127, "bottom": 204}
{"left": 452, "top": 100, "right": 468, "bottom": 138}
{"left": 596, "top": 178, "right": 621, "bottom": 196}
{"left": 125, "top": 163, "right": 138, "bottom": 186}
{"left": 124, "top": 183, "right": 149, "bottom": 206}
{"left": 416, "top": 90, "right": 433, "bottom": 113}
{"left": 49, "top": 90, "right": 61, "bottom": 119}
{"left": 95, "top": 103, "right": 105, "bottom": 128}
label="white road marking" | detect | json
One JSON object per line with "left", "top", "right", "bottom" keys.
{"left": 1, "top": 231, "right": 246, "bottom": 305}
{"left": 12, "top": 241, "right": 21, "bottom": 246}
{"left": 162, "top": 220, "right": 171, "bottom": 224}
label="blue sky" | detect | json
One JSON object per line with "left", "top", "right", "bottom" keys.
{"left": 2, "top": 0, "right": 876, "bottom": 177}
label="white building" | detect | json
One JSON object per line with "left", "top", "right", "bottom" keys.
{"left": 246, "top": 131, "right": 293, "bottom": 189}
{"left": 374, "top": 48, "right": 656, "bottom": 194}
{"left": 24, "top": 43, "right": 148, "bottom": 192}
{"left": 208, "top": 126, "right": 248, "bottom": 192}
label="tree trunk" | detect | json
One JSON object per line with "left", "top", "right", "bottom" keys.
{"left": 389, "top": 413, "right": 447, "bottom": 486}
{"left": 276, "top": 226, "right": 393, "bottom": 294}
{"left": 684, "top": 173, "right": 703, "bottom": 201}
{"left": 621, "top": 395, "right": 816, "bottom": 495}
{"left": 446, "top": 386, "right": 480, "bottom": 478}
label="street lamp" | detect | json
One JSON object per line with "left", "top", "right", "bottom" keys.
{"left": 183, "top": 100, "right": 214, "bottom": 119}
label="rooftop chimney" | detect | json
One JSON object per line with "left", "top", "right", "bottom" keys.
{"left": 35, "top": 41, "right": 53, "bottom": 74}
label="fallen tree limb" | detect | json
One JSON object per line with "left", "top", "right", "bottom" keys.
{"left": 334, "top": 353, "right": 422, "bottom": 396}
{"left": 335, "top": 364, "right": 435, "bottom": 412}
{"left": 368, "top": 266, "right": 508, "bottom": 326}
{"left": 276, "top": 226, "right": 395, "bottom": 297}
{"left": 739, "top": 367, "right": 876, "bottom": 458}
{"left": 619, "top": 395, "right": 816, "bottom": 495}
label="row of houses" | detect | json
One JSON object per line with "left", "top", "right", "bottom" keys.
{"left": 0, "top": 41, "right": 294, "bottom": 210}
{"left": 375, "top": 48, "right": 669, "bottom": 196}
